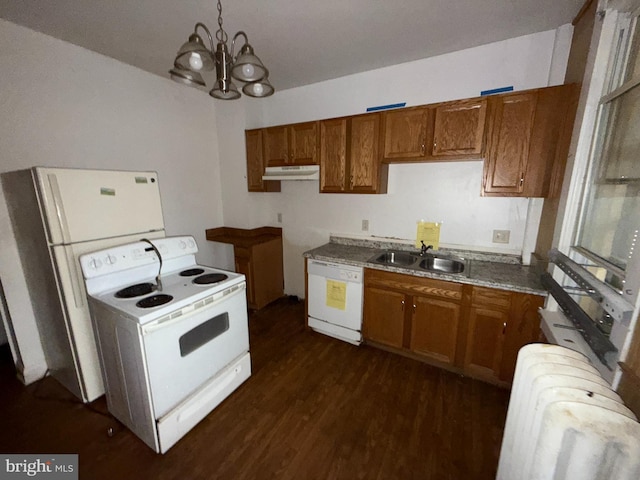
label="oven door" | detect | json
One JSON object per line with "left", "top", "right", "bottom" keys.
{"left": 141, "top": 283, "right": 249, "bottom": 418}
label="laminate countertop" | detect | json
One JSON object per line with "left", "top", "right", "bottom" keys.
{"left": 303, "top": 237, "right": 546, "bottom": 296}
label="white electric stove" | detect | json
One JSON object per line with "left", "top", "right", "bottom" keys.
{"left": 80, "top": 235, "right": 251, "bottom": 453}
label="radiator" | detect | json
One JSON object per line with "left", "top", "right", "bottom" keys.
{"left": 496, "top": 344, "right": 640, "bottom": 480}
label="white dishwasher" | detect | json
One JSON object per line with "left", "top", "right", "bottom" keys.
{"left": 307, "top": 260, "right": 364, "bottom": 345}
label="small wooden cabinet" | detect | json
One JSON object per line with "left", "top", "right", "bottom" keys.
{"left": 319, "top": 113, "right": 387, "bottom": 194}
{"left": 205, "top": 227, "right": 285, "bottom": 310}
{"left": 263, "top": 121, "right": 319, "bottom": 167}
{"left": 245, "top": 129, "right": 281, "bottom": 192}
{"left": 482, "top": 84, "right": 577, "bottom": 197}
{"left": 363, "top": 268, "right": 544, "bottom": 385}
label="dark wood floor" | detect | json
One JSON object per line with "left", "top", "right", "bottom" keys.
{"left": 0, "top": 298, "right": 510, "bottom": 479}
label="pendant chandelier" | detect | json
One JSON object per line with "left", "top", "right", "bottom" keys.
{"left": 169, "top": 0, "right": 274, "bottom": 99}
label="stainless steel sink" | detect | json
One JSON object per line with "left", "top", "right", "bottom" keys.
{"left": 419, "top": 255, "right": 465, "bottom": 274}
{"left": 370, "top": 250, "right": 417, "bottom": 266}
{"left": 367, "top": 249, "right": 466, "bottom": 275}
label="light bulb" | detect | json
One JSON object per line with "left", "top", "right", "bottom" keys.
{"left": 242, "top": 63, "right": 255, "bottom": 78}
{"left": 253, "top": 83, "right": 264, "bottom": 96}
{"left": 188, "top": 53, "right": 203, "bottom": 71}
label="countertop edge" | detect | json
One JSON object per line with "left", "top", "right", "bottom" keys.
{"left": 303, "top": 248, "right": 546, "bottom": 297}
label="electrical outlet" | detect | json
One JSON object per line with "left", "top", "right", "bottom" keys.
{"left": 492, "top": 229, "right": 510, "bottom": 244}
{"left": 362, "top": 219, "right": 369, "bottom": 232}
{"left": 277, "top": 213, "right": 282, "bottom": 223}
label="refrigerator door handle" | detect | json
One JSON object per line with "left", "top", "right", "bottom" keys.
{"left": 63, "top": 246, "right": 85, "bottom": 308}
{"left": 47, "top": 174, "right": 72, "bottom": 244}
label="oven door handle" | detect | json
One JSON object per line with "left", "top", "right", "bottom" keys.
{"left": 141, "top": 283, "right": 246, "bottom": 335}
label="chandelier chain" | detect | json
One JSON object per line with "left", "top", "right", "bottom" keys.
{"left": 216, "top": 0, "right": 228, "bottom": 43}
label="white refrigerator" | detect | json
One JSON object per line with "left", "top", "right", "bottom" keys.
{"left": 2, "top": 167, "right": 165, "bottom": 402}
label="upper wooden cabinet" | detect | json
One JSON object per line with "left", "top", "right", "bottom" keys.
{"left": 263, "top": 121, "right": 319, "bottom": 167}
{"left": 382, "top": 98, "right": 488, "bottom": 162}
{"left": 482, "top": 84, "right": 578, "bottom": 197}
{"left": 432, "top": 98, "right": 487, "bottom": 157}
{"left": 382, "top": 107, "right": 432, "bottom": 161}
{"left": 245, "top": 129, "right": 281, "bottom": 193}
{"left": 245, "top": 84, "right": 577, "bottom": 197}
{"left": 320, "top": 113, "right": 387, "bottom": 194}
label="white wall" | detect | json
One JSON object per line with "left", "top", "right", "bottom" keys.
{"left": 217, "top": 27, "right": 574, "bottom": 299}
{"left": 0, "top": 19, "right": 226, "bottom": 381}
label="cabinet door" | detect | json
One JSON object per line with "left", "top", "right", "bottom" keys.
{"left": 263, "top": 126, "right": 289, "bottom": 167}
{"left": 482, "top": 93, "right": 537, "bottom": 194}
{"left": 382, "top": 107, "right": 431, "bottom": 160}
{"left": 350, "top": 113, "right": 383, "bottom": 193}
{"left": 363, "top": 287, "right": 405, "bottom": 348}
{"left": 251, "top": 238, "right": 285, "bottom": 309}
{"left": 410, "top": 295, "right": 460, "bottom": 365}
{"left": 319, "top": 118, "right": 348, "bottom": 192}
{"left": 499, "top": 293, "right": 544, "bottom": 382}
{"left": 245, "top": 129, "right": 281, "bottom": 192}
{"left": 464, "top": 306, "right": 508, "bottom": 381}
{"left": 432, "top": 98, "right": 487, "bottom": 157}
{"left": 289, "top": 122, "right": 319, "bottom": 165}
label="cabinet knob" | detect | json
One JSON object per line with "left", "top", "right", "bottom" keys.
{"left": 401, "top": 299, "right": 405, "bottom": 311}
{"left": 503, "top": 322, "right": 507, "bottom": 335}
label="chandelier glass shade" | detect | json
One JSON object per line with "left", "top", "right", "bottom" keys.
{"left": 169, "top": 1, "right": 273, "bottom": 100}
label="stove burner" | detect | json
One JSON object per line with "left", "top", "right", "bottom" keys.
{"left": 193, "top": 273, "right": 228, "bottom": 285}
{"left": 136, "top": 294, "right": 173, "bottom": 309}
{"left": 115, "top": 282, "right": 156, "bottom": 299}
{"left": 180, "top": 268, "right": 205, "bottom": 277}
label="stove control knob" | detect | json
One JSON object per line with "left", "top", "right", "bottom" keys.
{"left": 89, "top": 258, "right": 102, "bottom": 270}
{"left": 105, "top": 255, "right": 117, "bottom": 265}
{"left": 179, "top": 240, "right": 187, "bottom": 249}
{"left": 188, "top": 239, "right": 195, "bottom": 248}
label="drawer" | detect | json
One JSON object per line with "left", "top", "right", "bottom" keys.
{"left": 471, "top": 286, "right": 511, "bottom": 310}
{"left": 365, "top": 268, "right": 462, "bottom": 301}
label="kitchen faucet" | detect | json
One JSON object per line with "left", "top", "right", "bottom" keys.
{"left": 420, "top": 240, "right": 433, "bottom": 256}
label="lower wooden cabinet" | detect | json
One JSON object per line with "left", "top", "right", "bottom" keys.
{"left": 362, "top": 268, "right": 544, "bottom": 386}
{"left": 464, "top": 305, "right": 509, "bottom": 380}
{"left": 363, "top": 269, "right": 463, "bottom": 368}
{"left": 410, "top": 296, "right": 461, "bottom": 365}
{"left": 363, "top": 286, "right": 405, "bottom": 349}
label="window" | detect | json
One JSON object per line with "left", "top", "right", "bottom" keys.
{"left": 573, "top": 7, "right": 640, "bottom": 307}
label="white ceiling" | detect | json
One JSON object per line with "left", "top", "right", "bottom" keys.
{"left": 0, "top": 0, "right": 585, "bottom": 92}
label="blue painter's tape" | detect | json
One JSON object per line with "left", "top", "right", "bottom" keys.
{"left": 366, "top": 102, "right": 406, "bottom": 112}
{"left": 481, "top": 86, "right": 514, "bottom": 96}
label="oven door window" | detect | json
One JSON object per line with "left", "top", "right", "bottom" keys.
{"left": 179, "top": 312, "right": 229, "bottom": 357}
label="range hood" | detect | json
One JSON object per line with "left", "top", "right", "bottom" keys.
{"left": 262, "top": 165, "right": 319, "bottom": 181}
